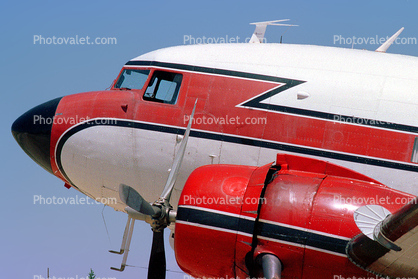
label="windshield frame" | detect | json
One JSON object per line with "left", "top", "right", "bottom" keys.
{"left": 113, "top": 68, "right": 151, "bottom": 91}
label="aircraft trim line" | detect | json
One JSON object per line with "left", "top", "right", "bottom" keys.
{"left": 54, "top": 118, "right": 418, "bottom": 189}
{"left": 126, "top": 60, "right": 418, "bottom": 134}
{"left": 177, "top": 205, "right": 349, "bottom": 256}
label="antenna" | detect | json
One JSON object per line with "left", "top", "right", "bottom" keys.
{"left": 376, "top": 27, "right": 404, "bottom": 53}
{"left": 280, "top": 25, "right": 295, "bottom": 44}
{"left": 249, "top": 19, "right": 298, "bottom": 43}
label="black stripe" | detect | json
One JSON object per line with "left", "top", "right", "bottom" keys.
{"left": 125, "top": 60, "right": 418, "bottom": 134}
{"left": 177, "top": 207, "right": 239, "bottom": 230}
{"left": 177, "top": 206, "right": 348, "bottom": 255}
{"left": 126, "top": 60, "right": 302, "bottom": 84}
{"left": 259, "top": 222, "right": 348, "bottom": 255}
{"left": 55, "top": 119, "right": 418, "bottom": 186}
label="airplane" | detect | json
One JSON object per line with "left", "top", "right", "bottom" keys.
{"left": 12, "top": 20, "right": 418, "bottom": 278}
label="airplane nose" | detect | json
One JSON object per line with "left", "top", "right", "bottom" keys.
{"left": 11, "top": 97, "right": 62, "bottom": 174}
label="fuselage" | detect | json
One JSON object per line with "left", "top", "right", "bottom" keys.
{"left": 12, "top": 43, "right": 418, "bottom": 212}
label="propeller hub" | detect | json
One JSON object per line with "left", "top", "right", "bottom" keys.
{"left": 150, "top": 199, "right": 174, "bottom": 232}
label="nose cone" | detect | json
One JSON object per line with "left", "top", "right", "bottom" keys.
{"left": 11, "top": 97, "right": 62, "bottom": 174}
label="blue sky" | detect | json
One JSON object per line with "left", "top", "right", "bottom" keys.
{"left": 1, "top": 0, "right": 417, "bottom": 278}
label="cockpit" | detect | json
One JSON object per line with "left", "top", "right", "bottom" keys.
{"left": 114, "top": 69, "right": 182, "bottom": 104}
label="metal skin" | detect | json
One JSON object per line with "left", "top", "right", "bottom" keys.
{"left": 11, "top": 43, "right": 418, "bottom": 278}
{"left": 174, "top": 154, "right": 414, "bottom": 279}
{"left": 11, "top": 44, "right": 418, "bottom": 217}
{"left": 117, "top": 100, "right": 197, "bottom": 279}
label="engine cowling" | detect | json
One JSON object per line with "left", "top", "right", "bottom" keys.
{"left": 174, "top": 154, "right": 414, "bottom": 279}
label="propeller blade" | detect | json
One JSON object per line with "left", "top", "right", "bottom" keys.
{"left": 119, "top": 184, "right": 160, "bottom": 216}
{"left": 160, "top": 99, "right": 198, "bottom": 201}
{"left": 148, "top": 230, "right": 166, "bottom": 279}
{"left": 117, "top": 100, "right": 197, "bottom": 277}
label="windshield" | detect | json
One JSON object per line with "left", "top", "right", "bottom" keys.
{"left": 114, "top": 69, "right": 150, "bottom": 90}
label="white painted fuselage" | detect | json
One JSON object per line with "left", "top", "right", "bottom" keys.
{"left": 53, "top": 44, "right": 418, "bottom": 212}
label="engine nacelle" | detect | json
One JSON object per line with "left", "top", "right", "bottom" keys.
{"left": 174, "top": 154, "right": 414, "bottom": 279}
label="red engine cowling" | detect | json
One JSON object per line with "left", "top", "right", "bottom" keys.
{"left": 174, "top": 154, "right": 414, "bottom": 279}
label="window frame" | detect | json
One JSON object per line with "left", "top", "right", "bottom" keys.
{"left": 412, "top": 137, "right": 418, "bottom": 163}
{"left": 113, "top": 68, "right": 151, "bottom": 91}
{"left": 142, "top": 70, "right": 183, "bottom": 105}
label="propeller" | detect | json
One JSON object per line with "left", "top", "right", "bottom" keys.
{"left": 119, "top": 99, "right": 197, "bottom": 279}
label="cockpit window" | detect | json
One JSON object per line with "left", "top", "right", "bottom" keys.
{"left": 115, "top": 69, "right": 150, "bottom": 90}
{"left": 143, "top": 71, "right": 182, "bottom": 104}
